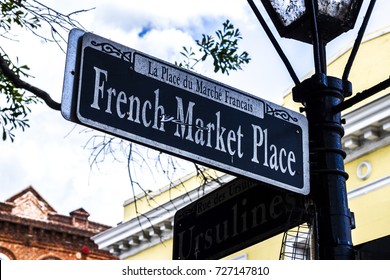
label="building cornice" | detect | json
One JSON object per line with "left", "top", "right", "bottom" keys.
{"left": 0, "top": 212, "right": 108, "bottom": 237}
{"left": 348, "top": 175, "right": 390, "bottom": 200}
{"left": 342, "top": 93, "right": 390, "bottom": 162}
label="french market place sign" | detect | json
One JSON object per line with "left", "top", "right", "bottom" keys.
{"left": 61, "top": 29, "right": 309, "bottom": 195}
{"left": 172, "top": 178, "right": 306, "bottom": 260}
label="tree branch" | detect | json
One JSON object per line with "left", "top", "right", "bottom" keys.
{"left": 0, "top": 53, "right": 61, "bottom": 110}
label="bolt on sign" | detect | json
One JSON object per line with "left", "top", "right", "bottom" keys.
{"left": 172, "top": 178, "right": 306, "bottom": 260}
{"left": 61, "top": 29, "right": 309, "bottom": 195}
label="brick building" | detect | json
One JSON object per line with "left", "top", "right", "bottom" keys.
{"left": 0, "top": 186, "right": 117, "bottom": 260}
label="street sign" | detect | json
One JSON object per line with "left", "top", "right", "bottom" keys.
{"left": 172, "top": 178, "right": 306, "bottom": 260}
{"left": 62, "top": 29, "right": 309, "bottom": 195}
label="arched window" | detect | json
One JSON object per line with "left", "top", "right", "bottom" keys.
{"left": 40, "top": 255, "right": 62, "bottom": 260}
{"left": 0, "top": 248, "right": 16, "bottom": 260}
{"left": 0, "top": 253, "right": 10, "bottom": 260}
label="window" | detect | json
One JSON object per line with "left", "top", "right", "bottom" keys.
{"left": 0, "top": 253, "right": 10, "bottom": 260}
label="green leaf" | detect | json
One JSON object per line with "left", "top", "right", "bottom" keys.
{"left": 176, "top": 19, "right": 250, "bottom": 75}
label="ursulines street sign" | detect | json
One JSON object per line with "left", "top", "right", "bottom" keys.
{"left": 172, "top": 178, "right": 306, "bottom": 260}
{"left": 61, "top": 29, "right": 309, "bottom": 195}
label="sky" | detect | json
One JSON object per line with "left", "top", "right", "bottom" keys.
{"left": 1, "top": 0, "right": 389, "bottom": 227}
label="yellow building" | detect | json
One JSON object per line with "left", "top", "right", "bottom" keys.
{"left": 92, "top": 27, "right": 390, "bottom": 260}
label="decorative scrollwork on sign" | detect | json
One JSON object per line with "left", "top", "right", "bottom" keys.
{"left": 177, "top": 208, "right": 195, "bottom": 219}
{"left": 265, "top": 104, "right": 298, "bottom": 122}
{"left": 91, "top": 41, "right": 132, "bottom": 62}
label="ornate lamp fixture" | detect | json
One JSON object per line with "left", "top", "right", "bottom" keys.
{"left": 260, "top": 0, "right": 363, "bottom": 44}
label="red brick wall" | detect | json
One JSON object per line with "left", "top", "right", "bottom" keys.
{"left": 0, "top": 220, "right": 116, "bottom": 260}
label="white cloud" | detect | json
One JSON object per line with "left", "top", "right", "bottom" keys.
{"left": 134, "top": 28, "right": 196, "bottom": 62}
{"left": 90, "top": 0, "right": 248, "bottom": 31}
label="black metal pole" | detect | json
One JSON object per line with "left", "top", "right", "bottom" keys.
{"left": 291, "top": 0, "right": 354, "bottom": 260}
{"left": 293, "top": 76, "right": 355, "bottom": 259}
